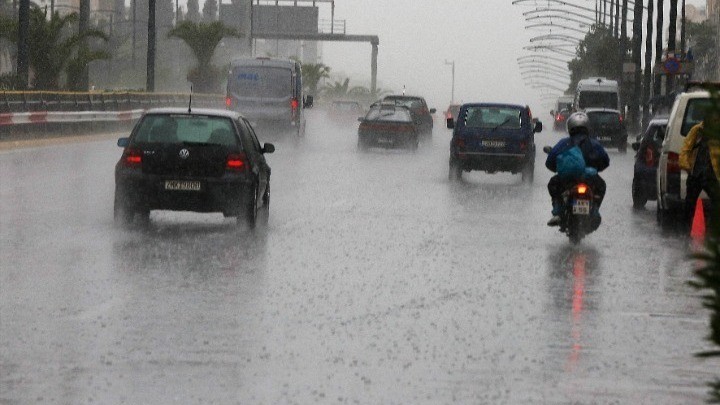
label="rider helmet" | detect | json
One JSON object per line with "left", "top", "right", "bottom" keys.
{"left": 566, "top": 112, "right": 590, "bottom": 136}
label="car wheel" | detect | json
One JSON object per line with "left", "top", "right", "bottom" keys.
{"left": 357, "top": 138, "right": 368, "bottom": 152}
{"left": 239, "top": 184, "right": 258, "bottom": 229}
{"left": 449, "top": 159, "right": 462, "bottom": 181}
{"left": 656, "top": 203, "right": 677, "bottom": 231}
{"left": 113, "top": 192, "right": 134, "bottom": 227}
{"left": 521, "top": 161, "right": 535, "bottom": 184}
{"left": 260, "top": 181, "right": 270, "bottom": 225}
{"left": 631, "top": 178, "right": 647, "bottom": 209}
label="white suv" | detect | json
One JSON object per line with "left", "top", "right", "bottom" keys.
{"left": 655, "top": 89, "right": 712, "bottom": 229}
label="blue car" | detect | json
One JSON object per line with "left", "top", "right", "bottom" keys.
{"left": 446, "top": 103, "right": 543, "bottom": 182}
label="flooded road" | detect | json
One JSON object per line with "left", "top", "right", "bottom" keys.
{"left": 1, "top": 111, "right": 716, "bottom": 403}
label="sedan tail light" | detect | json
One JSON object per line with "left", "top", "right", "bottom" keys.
{"left": 226, "top": 153, "right": 247, "bottom": 172}
{"left": 667, "top": 152, "right": 680, "bottom": 174}
{"left": 225, "top": 97, "right": 232, "bottom": 108}
{"left": 644, "top": 148, "right": 655, "bottom": 167}
{"left": 121, "top": 147, "right": 142, "bottom": 168}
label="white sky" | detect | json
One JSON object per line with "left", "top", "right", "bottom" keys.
{"left": 316, "top": 0, "right": 710, "bottom": 113}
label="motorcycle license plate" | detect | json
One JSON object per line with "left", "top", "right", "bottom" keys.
{"left": 572, "top": 199, "right": 590, "bottom": 215}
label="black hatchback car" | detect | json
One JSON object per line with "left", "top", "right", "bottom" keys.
{"left": 357, "top": 105, "right": 419, "bottom": 151}
{"left": 585, "top": 108, "right": 628, "bottom": 152}
{"left": 631, "top": 117, "right": 668, "bottom": 209}
{"left": 446, "top": 103, "right": 542, "bottom": 182}
{"left": 114, "top": 108, "right": 274, "bottom": 228}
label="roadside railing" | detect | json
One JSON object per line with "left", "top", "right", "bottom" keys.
{"left": 0, "top": 91, "right": 225, "bottom": 139}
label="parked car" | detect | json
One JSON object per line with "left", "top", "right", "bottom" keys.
{"left": 445, "top": 103, "right": 461, "bottom": 121}
{"left": 585, "top": 108, "right": 628, "bottom": 152}
{"left": 357, "top": 105, "right": 419, "bottom": 151}
{"left": 446, "top": 103, "right": 542, "bottom": 182}
{"left": 552, "top": 109, "right": 571, "bottom": 131}
{"left": 328, "top": 100, "right": 365, "bottom": 125}
{"left": 656, "top": 88, "right": 713, "bottom": 229}
{"left": 376, "top": 95, "right": 436, "bottom": 138}
{"left": 114, "top": 108, "right": 274, "bottom": 228}
{"left": 631, "top": 117, "right": 668, "bottom": 209}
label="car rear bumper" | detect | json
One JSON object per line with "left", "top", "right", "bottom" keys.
{"left": 360, "top": 132, "right": 417, "bottom": 147}
{"left": 115, "top": 169, "right": 252, "bottom": 214}
{"left": 633, "top": 167, "right": 657, "bottom": 199}
{"left": 453, "top": 152, "right": 532, "bottom": 173}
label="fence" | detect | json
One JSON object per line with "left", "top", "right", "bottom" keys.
{"left": 0, "top": 91, "right": 225, "bottom": 139}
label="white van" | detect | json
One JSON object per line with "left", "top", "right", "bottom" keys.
{"left": 574, "top": 77, "right": 620, "bottom": 111}
{"left": 226, "top": 57, "right": 312, "bottom": 137}
{"left": 655, "top": 89, "right": 712, "bottom": 228}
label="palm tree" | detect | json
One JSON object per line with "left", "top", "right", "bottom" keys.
{"left": 2, "top": 8, "right": 108, "bottom": 90}
{"left": 300, "top": 62, "right": 330, "bottom": 96}
{"left": 168, "top": 21, "right": 239, "bottom": 93}
{"left": 322, "top": 78, "right": 352, "bottom": 100}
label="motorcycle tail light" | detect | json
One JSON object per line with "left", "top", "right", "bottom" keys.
{"left": 577, "top": 184, "right": 588, "bottom": 195}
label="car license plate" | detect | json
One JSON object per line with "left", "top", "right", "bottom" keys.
{"left": 599, "top": 136, "right": 612, "bottom": 141}
{"left": 572, "top": 199, "right": 590, "bottom": 215}
{"left": 165, "top": 180, "right": 201, "bottom": 191}
{"left": 482, "top": 140, "right": 505, "bottom": 148}
{"left": 377, "top": 137, "right": 393, "bottom": 144}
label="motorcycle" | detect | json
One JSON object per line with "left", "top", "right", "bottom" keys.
{"left": 544, "top": 146, "right": 600, "bottom": 244}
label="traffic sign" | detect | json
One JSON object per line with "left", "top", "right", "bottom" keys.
{"left": 662, "top": 57, "right": 681, "bottom": 75}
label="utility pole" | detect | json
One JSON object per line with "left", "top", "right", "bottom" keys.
{"left": 132, "top": 0, "right": 136, "bottom": 67}
{"left": 642, "top": 0, "right": 655, "bottom": 130}
{"left": 630, "top": 0, "right": 643, "bottom": 131}
{"left": 667, "top": 0, "right": 678, "bottom": 92}
{"left": 445, "top": 60, "right": 455, "bottom": 103}
{"left": 16, "top": 0, "right": 29, "bottom": 89}
{"left": 654, "top": 0, "right": 664, "bottom": 100}
{"left": 147, "top": 0, "right": 156, "bottom": 91}
{"left": 79, "top": 0, "right": 90, "bottom": 90}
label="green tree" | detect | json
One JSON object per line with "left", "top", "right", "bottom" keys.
{"left": 1, "top": 8, "right": 108, "bottom": 90}
{"left": 168, "top": 20, "right": 239, "bottom": 93}
{"left": 300, "top": 62, "right": 330, "bottom": 96}
{"left": 686, "top": 21, "right": 720, "bottom": 82}
{"left": 567, "top": 25, "right": 627, "bottom": 93}
{"left": 689, "top": 90, "right": 720, "bottom": 402}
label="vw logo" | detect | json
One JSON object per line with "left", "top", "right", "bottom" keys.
{"left": 178, "top": 149, "right": 190, "bottom": 159}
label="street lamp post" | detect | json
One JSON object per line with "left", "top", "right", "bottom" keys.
{"left": 445, "top": 59, "right": 455, "bottom": 103}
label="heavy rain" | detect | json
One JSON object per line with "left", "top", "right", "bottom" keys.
{"left": 1, "top": 0, "right": 720, "bottom": 404}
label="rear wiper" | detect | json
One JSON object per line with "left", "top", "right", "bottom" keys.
{"left": 492, "top": 117, "right": 513, "bottom": 132}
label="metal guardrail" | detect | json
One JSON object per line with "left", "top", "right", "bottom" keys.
{"left": 0, "top": 91, "right": 225, "bottom": 114}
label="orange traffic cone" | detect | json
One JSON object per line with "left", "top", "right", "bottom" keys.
{"left": 690, "top": 198, "right": 706, "bottom": 241}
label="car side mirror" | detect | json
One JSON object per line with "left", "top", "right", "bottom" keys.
{"left": 303, "top": 95, "right": 314, "bottom": 109}
{"left": 631, "top": 142, "right": 640, "bottom": 152}
{"left": 446, "top": 118, "right": 455, "bottom": 129}
{"left": 117, "top": 137, "right": 129, "bottom": 147}
{"left": 543, "top": 146, "right": 552, "bottom": 154}
{"left": 429, "top": 108, "right": 437, "bottom": 114}
{"left": 263, "top": 143, "right": 275, "bottom": 154}
{"left": 534, "top": 121, "right": 543, "bottom": 133}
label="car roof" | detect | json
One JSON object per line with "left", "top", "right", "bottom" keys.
{"left": 584, "top": 108, "right": 621, "bottom": 114}
{"left": 144, "top": 107, "right": 245, "bottom": 120}
{"left": 648, "top": 117, "right": 669, "bottom": 125}
{"left": 461, "top": 103, "right": 526, "bottom": 110}
{"left": 383, "top": 95, "right": 425, "bottom": 101}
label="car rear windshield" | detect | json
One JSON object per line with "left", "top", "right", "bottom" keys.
{"left": 588, "top": 112, "right": 621, "bottom": 125}
{"left": 578, "top": 91, "right": 617, "bottom": 110}
{"left": 228, "top": 67, "right": 292, "bottom": 99}
{"left": 133, "top": 115, "right": 238, "bottom": 146}
{"left": 383, "top": 97, "right": 423, "bottom": 110}
{"left": 461, "top": 106, "right": 523, "bottom": 129}
{"left": 681, "top": 98, "right": 712, "bottom": 136}
{"left": 365, "top": 107, "right": 412, "bottom": 122}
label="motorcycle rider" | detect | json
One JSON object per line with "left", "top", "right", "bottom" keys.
{"left": 546, "top": 112, "right": 610, "bottom": 227}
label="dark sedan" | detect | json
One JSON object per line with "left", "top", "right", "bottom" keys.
{"left": 631, "top": 117, "right": 668, "bottom": 209}
{"left": 357, "top": 105, "right": 419, "bottom": 151}
{"left": 114, "top": 108, "right": 274, "bottom": 228}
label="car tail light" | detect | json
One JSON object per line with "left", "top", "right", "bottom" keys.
{"left": 577, "top": 184, "right": 588, "bottom": 195}
{"left": 446, "top": 111, "right": 453, "bottom": 120}
{"left": 454, "top": 137, "right": 466, "bottom": 149}
{"left": 226, "top": 153, "right": 247, "bottom": 172}
{"left": 290, "top": 98, "right": 299, "bottom": 120}
{"left": 121, "top": 147, "right": 142, "bottom": 168}
{"left": 619, "top": 115, "right": 624, "bottom": 124}
{"left": 667, "top": 152, "right": 680, "bottom": 174}
{"left": 644, "top": 148, "right": 655, "bottom": 167}
{"left": 225, "top": 97, "right": 232, "bottom": 108}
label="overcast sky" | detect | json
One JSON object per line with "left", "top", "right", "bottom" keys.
{"left": 317, "top": 0, "right": 709, "bottom": 113}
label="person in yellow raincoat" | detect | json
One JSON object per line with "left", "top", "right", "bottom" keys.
{"left": 679, "top": 117, "right": 720, "bottom": 225}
